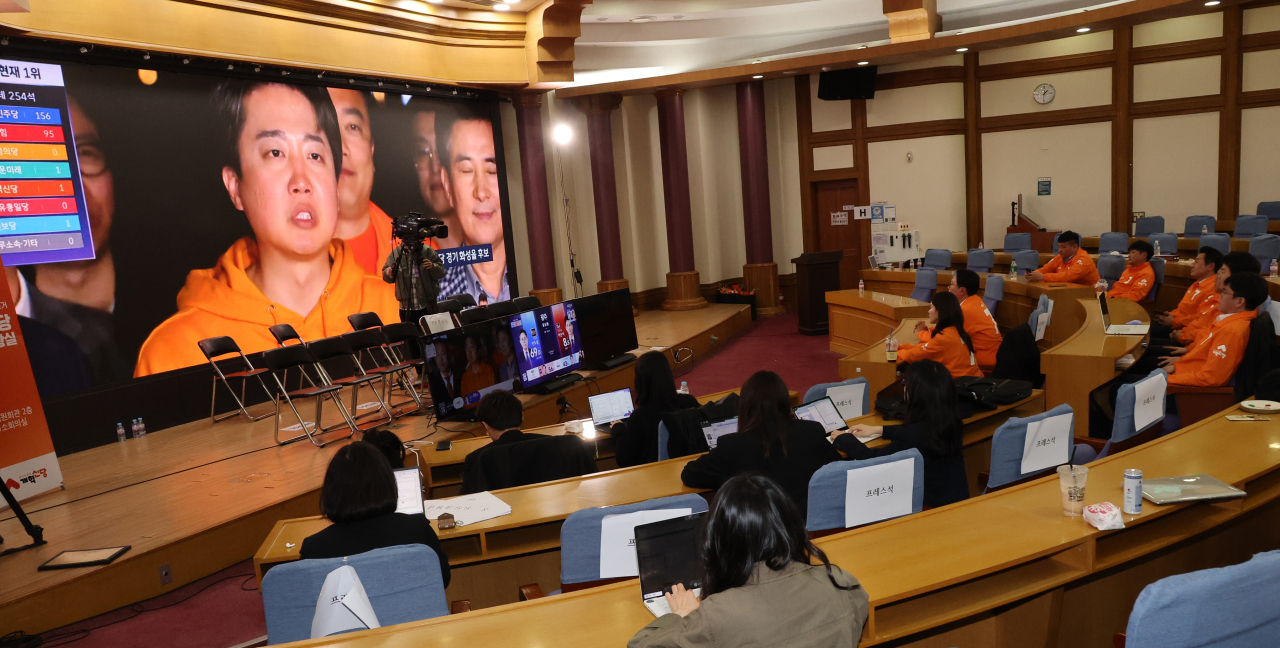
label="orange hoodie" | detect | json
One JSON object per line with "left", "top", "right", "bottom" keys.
{"left": 1036, "top": 250, "right": 1101, "bottom": 286}
{"left": 898, "top": 326, "right": 984, "bottom": 378}
{"left": 1170, "top": 275, "right": 1216, "bottom": 329}
{"left": 346, "top": 202, "right": 397, "bottom": 277}
{"left": 960, "top": 295, "right": 1001, "bottom": 371}
{"left": 134, "top": 237, "right": 399, "bottom": 377}
{"left": 1175, "top": 291, "right": 1222, "bottom": 345}
{"left": 1107, "top": 261, "right": 1155, "bottom": 302}
{"left": 1169, "top": 310, "right": 1256, "bottom": 387}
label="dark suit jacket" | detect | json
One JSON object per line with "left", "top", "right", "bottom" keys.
{"left": 459, "top": 430, "right": 596, "bottom": 494}
{"left": 299, "top": 512, "right": 451, "bottom": 587}
{"left": 833, "top": 420, "right": 969, "bottom": 508}
{"left": 613, "top": 394, "right": 701, "bottom": 467}
{"left": 681, "top": 419, "right": 841, "bottom": 515}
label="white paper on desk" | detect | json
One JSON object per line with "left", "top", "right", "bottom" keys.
{"left": 598, "top": 508, "right": 693, "bottom": 579}
{"left": 826, "top": 383, "right": 867, "bottom": 419}
{"left": 423, "top": 312, "right": 455, "bottom": 334}
{"left": 1133, "top": 372, "right": 1167, "bottom": 432}
{"left": 1269, "top": 300, "right": 1280, "bottom": 336}
{"left": 1021, "top": 413, "right": 1072, "bottom": 475}
{"left": 422, "top": 491, "right": 512, "bottom": 526}
{"left": 311, "top": 565, "right": 381, "bottom": 639}
{"left": 1034, "top": 313, "right": 1049, "bottom": 341}
{"left": 844, "top": 459, "right": 914, "bottom": 528}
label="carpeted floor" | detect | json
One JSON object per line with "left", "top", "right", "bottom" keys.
{"left": 678, "top": 310, "right": 843, "bottom": 399}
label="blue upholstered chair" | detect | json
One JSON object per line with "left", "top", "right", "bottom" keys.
{"left": 1199, "top": 233, "right": 1231, "bottom": 256}
{"left": 1133, "top": 216, "right": 1165, "bottom": 238}
{"left": 966, "top": 248, "right": 995, "bottom": 272}
{"left": 1004, "top": 232, "right": 1032, "bottom": 252}
{"left": 1183, "top": 215, "right": 1215, "bottom": 237}
{"left": 1051, "top": 232, "right": 1063, "bottom": 249}
{"left": 1098, "top": 254, "right": 1125, "bottom": 286}
{"left": 922, "top": 249, "right": 952, "bottom": 271}
{"left": 910, "top": 268, "right": 938, "bottom": 302}
{"left": 983, "top": 275, "right": 1005, "bottom": 313}
{"left": 559, "top": 494, "right": 709, "bottom": 590}
{"left": 261, "top": 545, "right": 449, "bottom": 645}
{"left": 984, "top": 405, "right": 1094, "bottom": 491}
{"left": 1099, "top": 232, "right": 1130, "bottom": 255}
{"left": 1147, "top": 233, "right": 1177, "bottom": 258}
{"left": 806, "top": 449, "right": 924, "bottom": 533}
{"left": 803, "top": 377, "right": 871, "bottom": 419}
{"left": 1088, "top": 370, "right": 1167, "bottom": 461}
{"left": 1258, "top": 201, "right": 1280, "bottom": 221}
{"left": 1249, "top": 234, "right": 1280, "bottom": 275}
{"left": 1011, "top": 250, "right": 1039, "bottom": 277}
{"left": 1144, "top": 257, "right": 1166, "bottom": 301}
{"left": 1123, "top": 550, "right": 1280, "bottom": 648}
{"left": 1026, "top": 294, "right": 1051, "bottom": 329}
{"left": 1234, "top": 215, "right": 1268, "bottom": 238}
{"left": 657, "top": 421, "right": 671, "bottom": 461}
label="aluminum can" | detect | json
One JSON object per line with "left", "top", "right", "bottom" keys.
{"left": 1123, "top": 468, "right": 1143, "bottom": 515}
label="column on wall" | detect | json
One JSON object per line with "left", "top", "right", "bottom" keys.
{"left": 735, "top": 80, "right": 784, "bottom": 316}
{"left": 511, "top": 92, "right": 564, "bottom": 306}
{"left": 655, "top": 89, "right": 709, "bottom": 311}
{"left": 570, "top": 93, "right": 632, "bottom": 297}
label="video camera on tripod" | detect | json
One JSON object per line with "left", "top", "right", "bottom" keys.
{"left": 393, "top": 212, "right": 448, "bottom": 249}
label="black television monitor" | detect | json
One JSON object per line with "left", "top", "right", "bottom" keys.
{"left": 508, "top": 301, "right": 585, "bottom": 392}
{"left": 422, "top": 318, "right": 519, "bottom": 421}
{"left": 572, "top": 289, "right": 639, "bottom": 369}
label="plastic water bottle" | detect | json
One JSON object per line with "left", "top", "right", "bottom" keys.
{"left": 138, "top": 418, "right": 147, "bottom": 437}
{"left": 886, "top": 337, "right": 898, "bottom": 362}
{"left": 1009, "top": 258, "right": 1018, "bottom": 280}
{"left": 858, "top": 279, "right": 865, "bottom": 293}
{"left": 1271, "top": 259, "right": 1278, "bottom": 277}
{"left": 979, "top": 242, "right": 984, "bottom": 249}
{"left": 131, "top": 419, "right": 140, "bottom": 439}
{"left": 116, "top": 422, "right": 126, "bottom": 443}
{"left": 678, "top": 381, "right": 689, "bottom": 395}
{"left": 1153, "top": 239, "right": 1161, "bottom": 257}
{"left": 1202, "top": 225, "right": 1208, "bottom": 235}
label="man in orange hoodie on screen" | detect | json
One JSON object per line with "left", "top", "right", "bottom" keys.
{"left": 327, "top": 88, "right": 395, "bottom": 276}
{"left": 134, "top": 81, "right": 397, "bottom": 377}
{"left": 1027, "top": 231, "right": 1100, "bottom": 286}
{"left": 1106, "top": 240, "right": 1156, "bottom": 302}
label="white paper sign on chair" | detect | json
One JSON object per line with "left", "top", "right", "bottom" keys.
{"left": 843, "top": 459, "right": 914, "bottom": 528}
{"left": 311, "top": 565, "right": 381, "bottom": 639}
{"left": 826, "top": 383, "right": 867, "bottom": 419}
{"left": 1133, "top": 373, "right": 1167, "bottom": 432}
{"left": 1034, "top": 313, "right": 1049, "bottom": 342}
{"left": 598, "top": 508, "right": 692, "bottom": 579}
{"left": 1021, "top": 412, "right": 1072, "bottom": 475}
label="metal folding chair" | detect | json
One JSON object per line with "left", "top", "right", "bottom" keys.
{"left": 343, "top": 328, "right": 423, "bottom": 416}
{"left": 198, "top": 336, "right": 272, "bottom": 423}
{"left": 261, "top": 345, "right": 356, "bottom": 447}
{"left": 306, "top": 335, "right": 394, "bottom": 430}
{"left": 348, "top": 311, "right": 384, "bottom": 331}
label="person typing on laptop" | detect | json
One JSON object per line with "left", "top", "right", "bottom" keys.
{"left": 1106, "top": 240, "right": 1156, "bottom": 302}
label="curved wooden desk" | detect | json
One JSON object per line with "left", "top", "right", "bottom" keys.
{"left": 826, "top": 289, "right": 930, "bottom": 356}
{"left": 1082, "top": 235, "right": 1250, "bottom": 256}
{"left": 952, "top": 251, "right": 1054, "bottom": 274}
{"left": 837, "top": 317, "right": 926, "bottom": 398}
{"left": 1043, "top": 297, "right": 1149, "bottom": 437}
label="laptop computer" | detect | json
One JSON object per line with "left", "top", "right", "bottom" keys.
{"left": 393, "top": 467, "right": 424, "bottom": 515}
{"left": 793, "top": 396, "right": 850, "bottom": 434}
{"left": 1099, "top": 293, "right": 1150, "bottom": 335}
{"left": 701, "top": 418, "right": 738, "bottom": 450}
{"left": 636, "top": 513, "right": 705, "bottom": 617}
{"left": 1142, "top": 474, "right": 1246, "bottom": 505}
{"left": 588, "top": 388, "right": 634, "bottom": 433}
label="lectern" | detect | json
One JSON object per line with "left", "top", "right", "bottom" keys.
{"left": 791, "top": 251, "right": 843, "bottom": 335}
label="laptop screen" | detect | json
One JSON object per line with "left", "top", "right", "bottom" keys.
{"left": 636, "top": 513, "right": 705, "bottom": 601}
{"left": 589, "top": 388, "right": 634, "bottom": 426}
{"left": 701, "top": 418, "right": 738, "bottom": 450}
{"left": 394, "top": 467, "right": 424, "bottom": 515}
{"left": 1098, "top": 292, "right": 1113, "bottom": 329}
{"left": 793, "top": 397, "right": 849, "bottom": 433}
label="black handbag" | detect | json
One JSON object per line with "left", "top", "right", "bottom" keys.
{"left": 953, "top": 377, "right": 1032, "bottom": 409}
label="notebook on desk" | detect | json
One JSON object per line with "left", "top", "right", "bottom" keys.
{"left": 1099, "top": 293, "right": 1150, "bottom": 335}
{"left": 394, "top": 467, "right": 424, "bottom": 516}
{"left": 636, "top": 513, "right": 705, "bottom": 618}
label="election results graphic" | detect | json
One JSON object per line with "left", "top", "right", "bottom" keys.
{"left": 0, "top": 59, "right": 93, "bottom": 266}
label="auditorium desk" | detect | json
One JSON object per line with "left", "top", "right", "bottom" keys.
{"left": 408, "top": 430, "right": 617, "bottom": 498}
{"left": 1217, "top": 217, "right": 1280, "bottom": 234}
{"left": 825, "top": 289, "right": 930, "bottom": 356}
{"left": 952, "top": 251, "right": 1053, "bottom": 274}
{"left": 1082, "top": 235, "right": 1249, "bottom": 256}
{"left": 1042, "top": 297, "right": 1149, "bottom": 437}
{"left": 837, "top": 316, "right": 926, "bottom": 397}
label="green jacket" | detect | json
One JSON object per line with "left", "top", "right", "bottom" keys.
{"left": 383, "top": 244, "right": 445, "bottom": 311}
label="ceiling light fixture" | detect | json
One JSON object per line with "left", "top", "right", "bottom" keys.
{"left": 1204, "top": 0, "right": 1219, "bottom": 4}
{"left": 752, "top": 74, "right": 764, "bottom": 79}
{"left": 1077, "top": 27, "right": 1091, "bottom": 32}
{"left": 956, "top": 47, "right": 969, "bottom": 52}
{"left": 494, "top": 3, "right": 510, "bottom": 10}
{"left": 783, "top": 70, "right": 798, "bottom": 75}
{"left": 857, "top": 61, "right": 869, "bottom": 66}
{"left": 858, "top": 45, "right": 868, "bottom": 49}
{"left": 552, "top": 124, "right": 573, "bottom": 145}
{"left": 630, "top": 15, "right": 657, "bottom": 23}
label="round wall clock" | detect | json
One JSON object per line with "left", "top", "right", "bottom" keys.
{"left": 1033, "top": 83, "right": 1056, "bottom": 104}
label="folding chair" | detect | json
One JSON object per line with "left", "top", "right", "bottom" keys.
{"left": 348, "top": 311, "right": 383, "bottom": 331}
{"left": 443, "top": 293, "right": 477, "bottom": 309}
{"left": 343, "top": 328, "right": 422, "bottom": 416}
{"left": 261, "top": 345, "right": 356, "bottom": 446}
{"left": 513, "top": 295, "right": 543, "bottom": 311}
{"left": 268, "top": 324, "right": 306, "bottom": 391}
{"left": 305, "top": 336, "right": 393, "bottom": 431}
{"left": 486, "top": 300, "right": 518, "bottom": 319}
{"left": 198, "top": 336, "right": 272, "bottom": 424}
{"left": 457, "top": 306, "right": 493, "bottom": 326}
{"left": 435, "top": 298, "right": 464, "bottom": 327}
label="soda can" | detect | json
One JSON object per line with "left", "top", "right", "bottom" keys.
{"left": 1123, "top": 469, "right": 1143, "bottom": 515}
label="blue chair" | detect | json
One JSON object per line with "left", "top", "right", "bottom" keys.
{"left": 984, "top": 405, "right": 1094, "bottom": 491}
{"left": 559, "top": 494, "right": 709, "bottom": 590}
{"left": 1249, "top": 234, "right": 1279, "bottom": 275}
{"left": 806, "top": 449, "right": 924, "bottom": 533}
{"left": 1011, "top": 250, "right": 1039, "bottom": 277}
{"left": 803, "top": 377, "right": 871, "bottom": 419}
{"left": 1090, "top": 370, "right": 1167, "bottom": 461}
{"left": 1098, "top": 254, "right": 1125, "bottom": 285}
{"left": 1099, "top": 232, "right": 1130, "bottom": 255}
{"left": 1144, "top": 257, "right": 1166, "bottom": 301}
{"left": 966, "top": 248, "right": 995, "bottom": 272}
{"left": 1133, "top": 216, "right": 1165, "bottom": 238}
{"left": 922, "top": 249, "right": 952, "bottom": 271}
{"left": 1123, "top": 549, "right": 1280, "bottom": 648}
{"left": 262, "top": 545, "right": 449, "bottom": 645}
{"left": 1234, "top": 215, "right": 1268, "bottom": 238}
{"left": 1183, "top": 215, "right": 1215, "bottom": 237}
{"left": 1027, "top": 293, "right": 1052, "bottom": 329}
{"left": 1258, "top": 201, "right": 1280, "bottom": 221}
{"left": 1147, "top": 233, "right": 1177, "bottom": 257}
{"left": 1004, "top": 232, "right": 1032, "bottom": 252}
{"left": 1199, "top": 232, "right": 1231, "bottom": 256}
{"left": 1051, "top": 232, "right": 1063, "bottom": 249}
{"left": 910, "top": 268, "right": 938, "bottom": 302}
{"left": 983, "top": 275, "right": 1005, "bottom": 313}
{"left": 657, "top": 421, "right": 671, "bottom": 461}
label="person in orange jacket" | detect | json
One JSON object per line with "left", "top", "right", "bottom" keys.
{"left": 135, "top": 81, "right": 398, "bottom": 377}
{"left": 899, "top": 292, "right": 984, "bottom": 379}
{"left": 1173, "top": 251, "right": 1259, "bottom": 346}
{"left": 327, "top": 88, "right": 397, "bottom": 276}
{"left": 1107, "top": 240, "right": 1156, "bottom": 302}
{"left": 948, "top": 269, "right": 1001, "bottom": 372}
{"left": 1027, "top": 231, "right": 1100, "bottom": 286}
{"left": 1152, "top": 246, "right": 1222, "bottom": 338}
{"left": 1160, "top": 272, "right": 1267, "bottom": 387}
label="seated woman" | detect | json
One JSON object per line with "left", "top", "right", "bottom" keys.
{"left": 680, "top": 370, "right": 840, "bottom": 515}
{"left": 831, "top": 360, "right": 969, "bottom": 508}
{"left": 898, "top": 292, "right": 983, "bottom": 379}
{"left": 361, "top": 428, "right": 406, "bottom": 468}
{"left": 300, "top": 442, "right": 449, "bottom": 586}
{"left": 628, "top": 474, "right": 869, "bottom": 648}
{"left": 612, "top": 351, "right": 699, "bottom": 467}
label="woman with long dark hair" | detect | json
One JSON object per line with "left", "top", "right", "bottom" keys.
{"left": 612, "top": 350, "right": 699, "bottom": 467}
{"left": 833, "top": 360, "right": 969, "bottom": 508}
{"left": 680, "top": 370, "right": 840, "bottom": 514}
{"left": 897, "top": 291, "right": 983, "bottom": 378}
{"left": 628, "top": 474, "right": 868, "bottom": 647}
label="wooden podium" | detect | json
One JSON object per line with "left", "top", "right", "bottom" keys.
{"left": 1007, "top": 213, "right": 1061, "bottom": 253}
{"left": 791, "top": 251, "right": 843, "bottom": 335}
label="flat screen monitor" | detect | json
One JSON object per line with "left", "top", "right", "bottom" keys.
{"left": 422, "top": 317, "right": 519, "bottom": 421}
{"left": 572, "top": 289, "right": 639, "bottom": 369}
{"left": 508, "top": 301, "right": 585, "bottom": 391}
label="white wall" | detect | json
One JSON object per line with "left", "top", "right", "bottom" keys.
{"left": 810, "top": 73, "right": 852, "bottom": 132}
{"left": 684, "top": 85, "right": 748, "bottom": 285}
{"left": 1133, "top": 13, "right": 1223, "bottom": 47}
{"left": 980, "top": 68, "right": 1112, "bottom": 117}
{"left": 1239, "top": 105, "right": 1280, "bottom": 216}
{"left": 980, "top": 31, "right": 1113, "bottom": 65}
{"left": 1132, "top": 112, "right": 1220, "bottom": 231}
{"left": 865, "top": 83, "right": 964, "bottom": 127}
{"left": 1133, "top": 56, "right": 1221, "bottom": 102}
{"left": 1243, "top": 49, "right": 1280, "bottom": 92}
{"left": 764, "top": 78, "right": 805, "bottom": 274}
{"left": 868, "top": 135, "right": 968, "bottom": 253}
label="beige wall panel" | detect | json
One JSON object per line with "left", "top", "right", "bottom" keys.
{"left": 813, "top": 145, "right": 855, "bottom": 171}
{"left": 810, "top": 73, "right": 853, "bottom": 132}
{"left": 543, "top": 93, "right": 604, "bottom": 296}
{"left": 1133, "top": 56, "right": 1221, "bottom": 103}
{"left": 878, "top": 55, "right": 964, "bottom": 73}
{"left": 1133, "top": 12, "right": 1224, "bottom": 47}
{"left": 499, "top": 103, "right": 535, "bottom": 298}
{"left": 1133, "top": 112, "right": 1219, "bottom": 232}
{"left": 764, "top": 79, "right": 805, "bottom": 275}
{"left": 981, "top": 123, "right": 1112, "bottom": 247}
{"left": 1240, "top": 106, "right": 1280, "bottom": 217}
{"left": 980, "top": 68, "right": 1112, "bottom": 117}
{"left": 979, "top": 31, "right": 1114, "bottom": 66}
{"left": 1243, "top": 49, "right": 1280, "bottom": 92}
{"left": 684, "top": 85, "right": 748, "bottom": 285}
{"left": 1243, "top": 4, "right": 1280, "bottom": 35}
{"left": 865, "top": 83, "right": 965, "bottom": 127}
{"left": 868, "top": 135, "right": 968, "bottom": 254}
{"left": 615, "top": 94, "right": 671, "bottom": 292}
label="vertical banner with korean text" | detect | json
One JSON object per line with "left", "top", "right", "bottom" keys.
{"left": 0, "top": 253, "right": 62, "bottom": 506}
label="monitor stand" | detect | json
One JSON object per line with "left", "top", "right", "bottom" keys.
{"left": 529, "top": 372, "right": 583, "bottom": 395}
{"left": 595, "top": 353, "right": 636, "bottom": 370}
{"left": 1, "top": 477, "right": 46, "bottom": 557}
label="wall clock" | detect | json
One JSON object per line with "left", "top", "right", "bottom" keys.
{"left": 1033, "top": 83, "right": 1055, "bottom": 104}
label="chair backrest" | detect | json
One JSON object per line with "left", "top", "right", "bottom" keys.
{"left": 1258, "top": 201, "right": 1280, "bottom": 220}
{"left": 922, "top": 249, "right": 952, "bottom": 270}
{"left": 1184, "top": 215, "right": 1215, "bottom": 237}
{"left": 806, "top": 449, "right": 925, "bottom": 533}
{"left": 460, "top": 435, "right": 597, "bottom": 494}
{"left": 1004, "top": 232, "right": 1032, "bottom": 252}
{"left": 306, "top": 335, "right": 356, "bottom": 363}
{"left": 1011, "top": 250, "right": 1039, "bottom": 276}
{"left": 269, "top": 324, "right": 303, "bottom": 347}
{"left": 1234, "top": 214, "right": 1268, "bottom": 238}
{"left": 1249, "top": 234, "right": 1280, "bottom": 274}
{"left": 486, "top": 300, "right": 518, "bottom": 318}
{"left": 657, "top": 421, "right": 671, "bottom": 461}
{"left": 559, "top": 494, "right": 710, "bottom": 585}
{"left": 513, "top": 295, "right": 543, "bottom": 311}
{"left": 1052, "top": 232, "right": 1063, "bottom": 249}
{"left": 1099, "top": 232, "right": 1130, "bottom": 255}
{"left": 263, "top": 344, "right": 319, "bottom": 372}
{"left": 380, "top": 322, "right": 422, "bottom": 345}
{"left": 444, "top": 293, "right": 477, "bottom": 309}
{"left": 983, "top": 275, "right": 1005, "bottom": 312}
{"left": 910, "top": 268, "right": 938, "bottom": 302}
{"left": 1133, "top": 216, "right": 1165, "bottom": 237}
{"left": 261, "top": 544, "right": 449, "bottom": 645}
{"left": 802, "top": 377, "right": 871, "bottom": 418}
{"left": 1104, "top": 370, "right": 1167, "bottom": 459}
{"left": 966, "top": 248, "right": 995, "bottom": 272}
{"left": 341, "top": 328, "right": 388, "bottom": 354}
{"left": 1145, "top": 257, "right": 1166, "bottom": 300}
{"left": 457, "top": 306, "right": 493, "bottom": 326}
{"left": 435, "top": 298, "right": 463, "bottom": 314}
{"left": 1098, "top": 254, "right": 1126, "bottom": 284}
{"left": 1147, "top": 232, "right": 1177, "bottom": 256}
{"left": 1199, "top": 232, "right": 1231, "bottom": 256}
{"left": 1124, "top": 549, "right": 1280, "bottom": 648}
{"left": 348, "top": 312, "right": 383, "bottom": 331}
{"left": 198, "top": 335, "right": 243, "bottom": 361}
{"left": 986, "top": 404, "right": 1074, "bottom": 490}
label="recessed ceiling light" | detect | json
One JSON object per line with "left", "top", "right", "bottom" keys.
{"left": 1077, "top": 27, "right": 1091, "bottom": 32}
{"left": 752, "top": 59, "right": 762, "bottom": 64}
{"left": 752, "top": 74, "right": 764, "bottom": 79}
{"left": 857, "top": 61, "right": 869, "bottom": 66}
{"left": 821, "top": 66, "right": 831, "bottom": 71}
{"left": 494, "top": 3, "right": 510, "bottom": 10}
{"left": 858, "top": 45, "right": 868, "bottom": 49}
{"left": 596, "top": 16, "right": 608, "bottom": 21}
{"left": 956, "top": 47, "right": 968, "bottom": 52}
{"left": 630, "top": 15, "right": 657, "bottom": 23}
{"left": 956, "top": 31, "right": 964, "bottom": 35}
{"left": 1204, "top": 0, "right": 1219, "bottom": 4}
{"left": 783, "top": 70, "right": 798, "bottom": 75}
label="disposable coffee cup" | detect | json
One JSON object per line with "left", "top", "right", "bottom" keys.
{"left": 1057, "top": 465, "right": 1089, "bottom": 517}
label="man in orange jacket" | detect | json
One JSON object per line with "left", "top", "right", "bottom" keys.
{"left": 949, "top": 269, "right": 1002, "bottom": 372}
{"left": 1107, "top": 240, "right": 1156, "bottom": 302}
{"left": 1162, "top": 272, "right": 1267, "bottom": 387}
{"left": 1028, "top": 231, "right": 1100, "bottom": 286}
{"left": 1151, "top": 246, "right": 1221, "bottom": 339}
{"left": 327, "top": 88, "right": 396, "bottom": 277}
{"left": 1173, "top": 251, "right": 1259, "bottom": 347}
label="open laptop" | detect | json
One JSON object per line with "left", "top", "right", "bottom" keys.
{"left": 701, "top": 418, "right": 738, "bottom": 450}
{"left": 793, "top": 396, "right": 850, "bottom": 435}
{"left": 588, "top": 388, "right": 634, "bottom": 433}
{"left": 1099, "top": 293, "right": 1150, "bottom": 335}
{"left": 636, "top": 513, "right": 705, "bottom": 617}
{"left": 393, "top": 467, "right": 424, "bottom": 515}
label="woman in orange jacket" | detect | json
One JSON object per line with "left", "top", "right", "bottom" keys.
{"left": 898, "top": 292, "right": 984, "bottom": 379}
